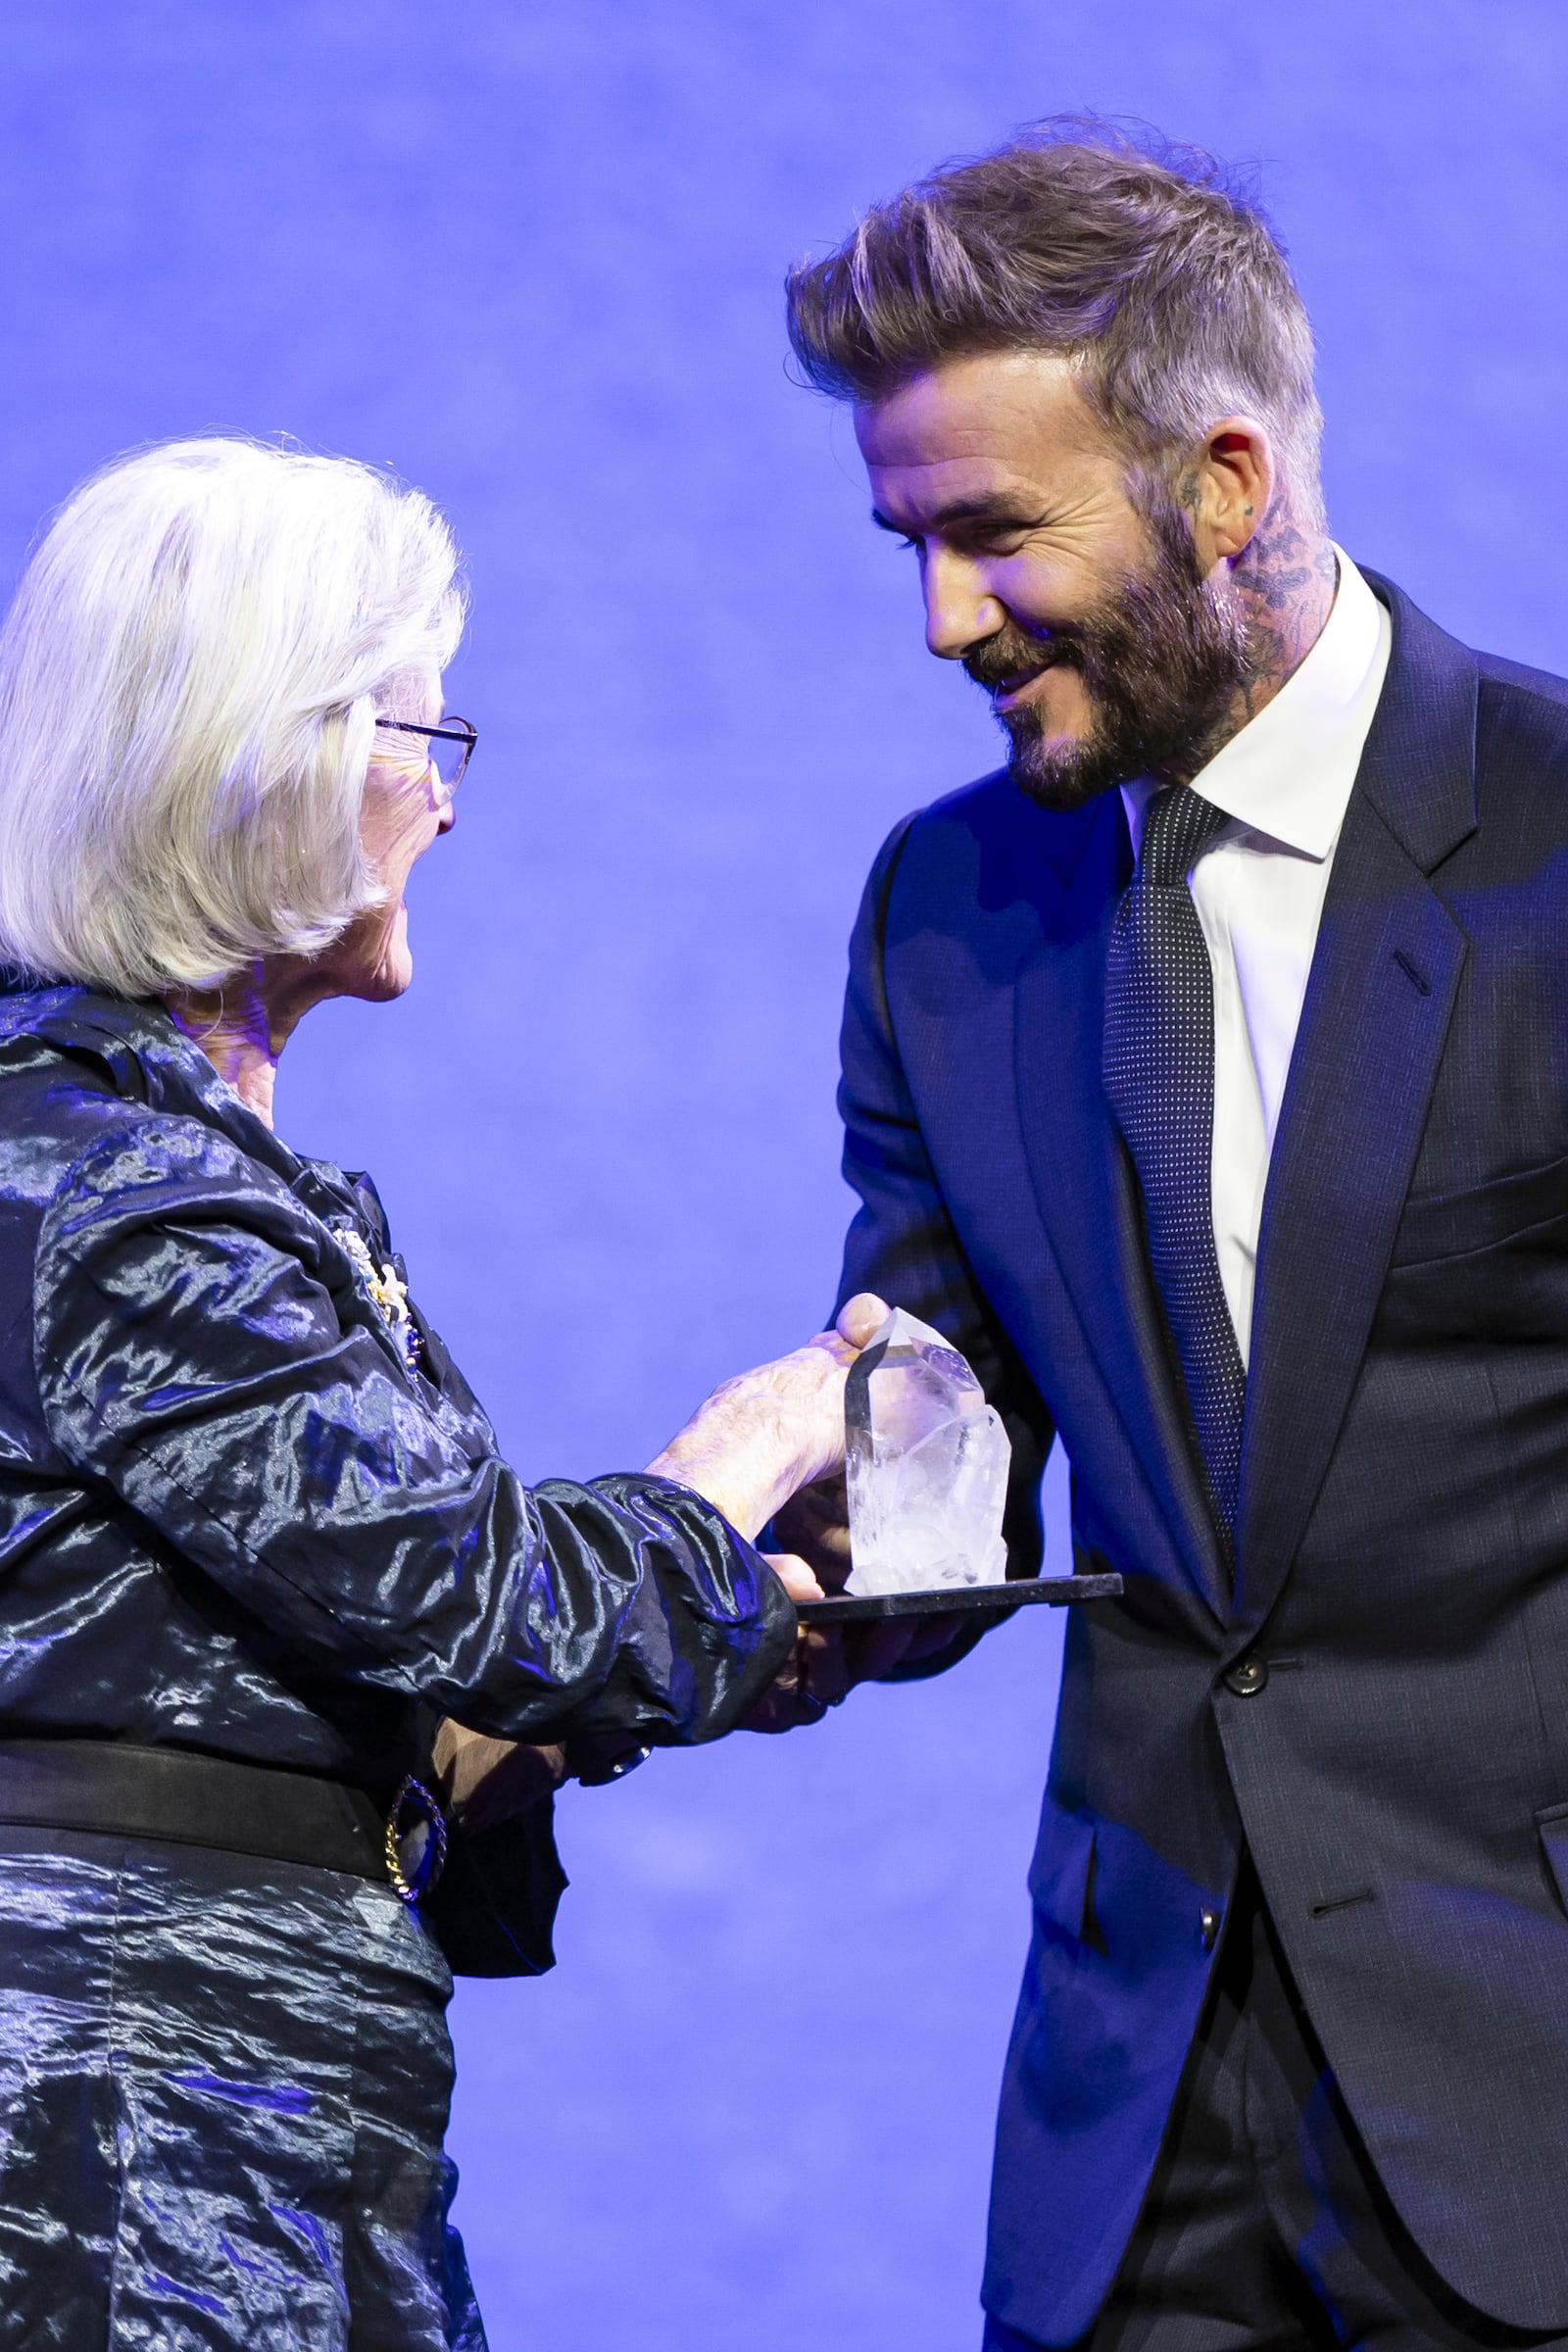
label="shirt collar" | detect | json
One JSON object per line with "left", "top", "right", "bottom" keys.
{"left": 1121, "top": 546, "right": 1392, "bottom": 863}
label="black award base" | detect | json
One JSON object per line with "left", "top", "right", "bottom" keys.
{"left": 795, "top": 1571, "right": 1122, "bottom": 1624}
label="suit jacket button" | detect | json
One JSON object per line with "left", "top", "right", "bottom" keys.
{"left": 1224, "top": 1654, "right": 1269, "bottom": 1696}
{"left": 1200, "top": 1905, "right": 1220, "bottom": 1953}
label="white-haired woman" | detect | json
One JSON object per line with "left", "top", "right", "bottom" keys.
{"left": 0, "top": 438, "right": 873, "bottom": 2350}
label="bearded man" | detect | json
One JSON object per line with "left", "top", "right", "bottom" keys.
{"left": 780, "top": 124, "right": 1568, "bottom": 2350}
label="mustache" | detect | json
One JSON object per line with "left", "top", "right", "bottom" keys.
{"left": 961, "top": 623, "right": 1087, "bottom": 693}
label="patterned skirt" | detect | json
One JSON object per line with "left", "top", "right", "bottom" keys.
{"left": 0, "top": 1824, "right": 486, "bottom": 2350}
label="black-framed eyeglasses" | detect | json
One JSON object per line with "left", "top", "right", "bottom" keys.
{"left": 374, "top": 714, "right": 477, "bottom": 800}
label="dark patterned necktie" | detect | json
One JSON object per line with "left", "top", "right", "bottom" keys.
{"left": 1102, "top": 784, "right": 1247, "bottom": 1539}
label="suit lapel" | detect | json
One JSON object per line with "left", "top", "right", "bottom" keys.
{"left": 1014, "top": 794, "right": 1233, "bottom": 1619}
{"left": 1235, "top": 582, "right": 1477, "bottom": 1632}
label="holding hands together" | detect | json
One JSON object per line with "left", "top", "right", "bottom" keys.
{"left": 649, "top": 1292, "right": 962, "bottom": 1733}
{"left": 437, "top": 1292, "right": 961, "bottom": 1827}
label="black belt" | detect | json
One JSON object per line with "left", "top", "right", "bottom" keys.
{"left": 0, "top": 1740, "right": 446, "bottom": 1900}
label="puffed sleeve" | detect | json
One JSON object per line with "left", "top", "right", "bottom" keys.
{"left": 34, "top": 1111, "right": 797, "bottom": 1747}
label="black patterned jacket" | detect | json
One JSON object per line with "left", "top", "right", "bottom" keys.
{"left": 0, "top": 984, "right": 794, "bottom": 1973}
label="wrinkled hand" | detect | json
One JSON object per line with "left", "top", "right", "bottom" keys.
{"left": 645, "top": 1292, "right": 891, "bottom": 1546}
{"left": 432, "top": 1719, "right": 567, "bottom": 1837}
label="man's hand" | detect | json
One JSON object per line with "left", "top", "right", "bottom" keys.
{"left": 432, "top": 1719, "right": 567, "bottom": 1836}
{"left": 769, "top": 1474, "right": 853, "bottom": 1591}
{"left": 741, "top": 1608, "right": 966, "bottom": 1732}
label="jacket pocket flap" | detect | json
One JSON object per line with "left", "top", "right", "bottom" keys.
{"left": 1393, "top": 1152, "right": 1568, "bottom": 1268}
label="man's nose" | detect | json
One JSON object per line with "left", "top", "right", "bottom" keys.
{"left": 921, "top": 551, "right": 1005, "bottom": 661}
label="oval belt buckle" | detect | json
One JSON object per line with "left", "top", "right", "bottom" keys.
{"left": 384, "top": 1774, "right": 448, "bottom": 1905}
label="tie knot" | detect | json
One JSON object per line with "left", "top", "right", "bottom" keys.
{"left": 1139, "top": 785, "right": 1229, "bottom": 889}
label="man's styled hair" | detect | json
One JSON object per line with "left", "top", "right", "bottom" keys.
{"left": 786, "top": 120, "right": 1324, "bottom": 526}
{"left": 0, "top": 436, "right": 465, "bottom": 997}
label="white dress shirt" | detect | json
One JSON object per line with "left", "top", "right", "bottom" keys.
{"left": 1120, "top": 549, "right": 1392, "bottom": 1366}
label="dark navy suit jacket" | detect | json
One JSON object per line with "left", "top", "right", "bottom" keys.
{"left": 834, "top": 574, "right": 1568, "bottom": 2342}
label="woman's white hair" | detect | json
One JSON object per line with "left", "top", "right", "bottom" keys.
{"left": 0, "top": 436, "right": 466, "bottom": 995}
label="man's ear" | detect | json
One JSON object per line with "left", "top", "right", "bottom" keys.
{"left": 1180, "top": 418, "right": 1274, "bottom": 567}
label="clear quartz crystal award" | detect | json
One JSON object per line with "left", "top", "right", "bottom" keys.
{"left": 794, "top": 1307, "right": 1124, "bottom": 1624}
{"left": 845, "top": 1308, "right": 1010, "bottom": 1594}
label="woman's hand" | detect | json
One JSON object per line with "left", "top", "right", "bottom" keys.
{"left": 645, "top": 1293, "right": 890, "bottom": 1557}
{"left": 432, "top": 1719, "right": 567, "bottom": 1836}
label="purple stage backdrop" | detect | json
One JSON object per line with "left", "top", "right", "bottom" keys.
{"left": 2, "top": 5, "right": 1565, "bottom": 2344}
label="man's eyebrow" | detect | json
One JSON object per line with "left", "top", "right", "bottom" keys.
{"left": 870, "top": 497, "right": 1043, "bottom": 534}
